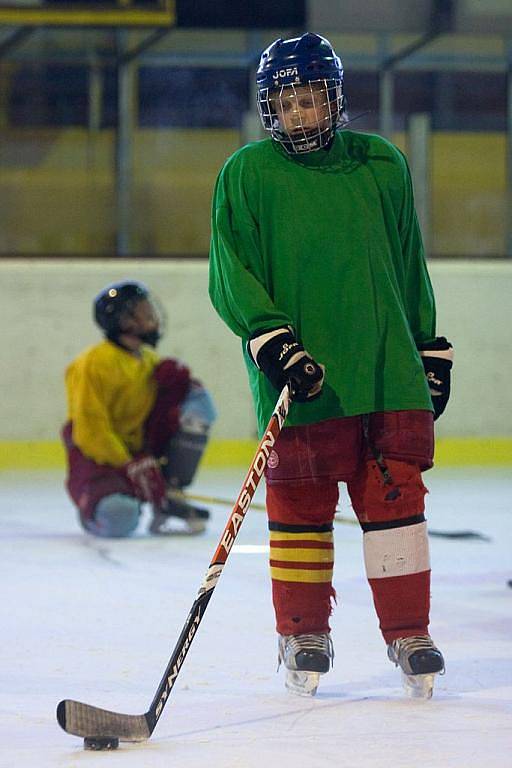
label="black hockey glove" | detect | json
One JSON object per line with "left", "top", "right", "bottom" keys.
{"left": 248, "top": 327, "right": 324, "bottom": 402}
{"left": 417, "top": 336, "right": 454, "bottom": 420}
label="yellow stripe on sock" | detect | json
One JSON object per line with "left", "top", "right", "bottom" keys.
{"left": 270, "top": 547, "right": 334, "bottom": 563}
{"left": 269, "top": 531, "right": 333, "bottom": 543}
{"left": 270, "top": 566, "right": 333, "bottom": 583}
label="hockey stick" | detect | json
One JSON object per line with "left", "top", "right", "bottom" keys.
{"left": 186, "top": 492, "right": 490, "bottom": 541}
{"left": 56, "top": 384, "right": 291, "bottom": 749}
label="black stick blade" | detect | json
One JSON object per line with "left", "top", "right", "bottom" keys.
{"left": 57, "top": 700, "right": 151, "bottom": 742}
{"left": 428, "top": 529, "right": 491, "bottom": 541}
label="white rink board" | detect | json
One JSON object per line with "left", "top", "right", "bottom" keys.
{"left": 0, "top": 258, "right": 511, "bottom": 441}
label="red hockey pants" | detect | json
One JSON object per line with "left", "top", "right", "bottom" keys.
{"left": 264, "top": 410, "right": 434, "bottom": 644}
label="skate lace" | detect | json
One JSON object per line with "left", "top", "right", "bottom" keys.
{"left": 390, "top": 635, "right": 445, "bottom": 677}
{"left": 279, "top": 633, "right": 334, "bottom": 669}
{"left": 394, "top": 635, "right": 436, "bottom": 657}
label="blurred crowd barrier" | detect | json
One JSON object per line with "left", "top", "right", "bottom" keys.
{"left": 0, "top": 127, "right": 507, "bottom": 257}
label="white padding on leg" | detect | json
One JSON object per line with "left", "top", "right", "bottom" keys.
{"left": 363, "top": 522, "right": 430, "bottom": 579}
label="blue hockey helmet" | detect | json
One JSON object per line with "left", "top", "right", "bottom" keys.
{"left": 94, "top": 280, "right": 162, "bottom": 346}
{"left": 256, "top": 33, "right": 345, "bottom": 154}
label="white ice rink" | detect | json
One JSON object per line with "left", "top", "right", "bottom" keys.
{"left": 1, "top": 466, "right": 511, "bottom": 768}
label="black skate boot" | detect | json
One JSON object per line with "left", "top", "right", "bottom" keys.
{"left": 387, "top": 635, "right": 445, "bottom": 699}
{"left": 278, "top": 633, "right": 334, "bottom": 697}
{"left": 150, "top": 489, "right": 210, "bottom": 536}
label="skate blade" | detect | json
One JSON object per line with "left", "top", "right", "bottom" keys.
{"left": 401, "top": 671, "right": 435, "bottom": 699}
{"left": 285, "top": 670, "right": 320, "bottom": 697}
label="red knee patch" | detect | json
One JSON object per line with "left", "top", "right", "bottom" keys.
{"left": 347, "top": 459, "right": 427, "bottom": 523}
{"left": 266, "top": 481, "right": 339, "bottom": 526}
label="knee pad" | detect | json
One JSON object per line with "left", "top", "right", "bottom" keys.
{"left": 348, "top": 461, "right": 430, "bottom": 580}
{"left": 93, "top": 493, "right": 141, "bottom": 538}
{"left": 161, "top": 388, "right": 215, "bottom": 488}
{"left": 347, "top": 459, "right": 427, "bottom": 523}
{"left": 161, "top": 427, "right": 209, "bottom": 488}
{"left": 362, "top": 516, "right": 430, "bottom": 580}
{"left": 179, "top": 387, "right": 217, "bottom": 429}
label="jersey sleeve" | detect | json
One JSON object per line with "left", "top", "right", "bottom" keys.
{"left": 209, "top": 159, "right": 293, "bottom": 340}
{"left": 396, "top": 149, "right": 437, "bottom": 347}
{"left": 67, "top": 356, "right": 131, "bottom": 467}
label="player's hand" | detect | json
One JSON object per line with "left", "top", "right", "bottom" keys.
{"left": 248, "top": 327, "right": 324, "bottom": 402}
{"left": 417, "top": 337, "right": 453, "bottom": 420}
{"left": 124, "top": 455, "right": 167, "bottom": 506}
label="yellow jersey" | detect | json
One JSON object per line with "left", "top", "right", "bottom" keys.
{"left": 65, "top": 339, "right": 159, "bottom": 466}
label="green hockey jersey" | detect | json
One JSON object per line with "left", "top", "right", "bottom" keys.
{"left": 209, "top": 130, "right": 435, "bottom": 434}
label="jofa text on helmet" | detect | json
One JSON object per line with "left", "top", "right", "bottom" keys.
{"left": 272, "top": 66, "right": 299, "bottom": 80}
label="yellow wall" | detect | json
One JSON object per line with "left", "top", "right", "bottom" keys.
{"left": 431, "top": 133, "right": 506, "bottom": 256}
{"left": 0, "top": 127, "right": 240, "bottom": 254}
{"left": 0, "top": 127, "right": 507, "bottom": 256}
{"left": 1, "top": 437, "right": 511, "bottom": 470}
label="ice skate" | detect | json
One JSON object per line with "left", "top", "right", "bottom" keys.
{"left": 149, "top": 490, "right": 210, "bottom": 536}
{"left": 278, "top": 633, "right": 333, "bottom": 697}
{"left": 387, "top": 635, "right": 445, "bottom": 699}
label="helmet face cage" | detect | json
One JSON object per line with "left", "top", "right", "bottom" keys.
{"left": 257, "top": 78, "right": 344, "bottom": 154}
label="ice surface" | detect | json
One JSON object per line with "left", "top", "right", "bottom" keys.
{"left": 1, "top": 466, "right": 511, "bottom": 767}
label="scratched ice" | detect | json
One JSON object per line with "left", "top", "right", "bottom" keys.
{"left": 1, "top": 466, "right": 511, "bottom": 768}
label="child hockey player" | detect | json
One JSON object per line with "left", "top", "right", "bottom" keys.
{"left": 63, "top": 280, "right": 216, "bottom": 538}
{"left": 209, "top": 33, "right": 453, "bottom": 698}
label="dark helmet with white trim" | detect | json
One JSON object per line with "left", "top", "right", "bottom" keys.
{"left": 256, "top": 32, "right": 345, "bottom": 154}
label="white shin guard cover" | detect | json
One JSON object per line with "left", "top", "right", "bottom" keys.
{"left": 363, "top": 521, "right": 430, "bottom": 580}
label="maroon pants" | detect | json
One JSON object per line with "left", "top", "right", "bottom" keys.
{"left": 62, "top": 423, "right": 133, "bottom": 523}
{"left": 62, "top": 360, "right": 191, "bottom": 524}
{"left": 264, "top": 410, "right": 434, "bottom": 644}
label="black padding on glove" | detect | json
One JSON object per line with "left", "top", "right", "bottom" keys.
{"left": 417, "top": 336, "right": 453, "bottom": 420}
{"left": 251, "top": 329, "right": 324, "bottom": 403}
